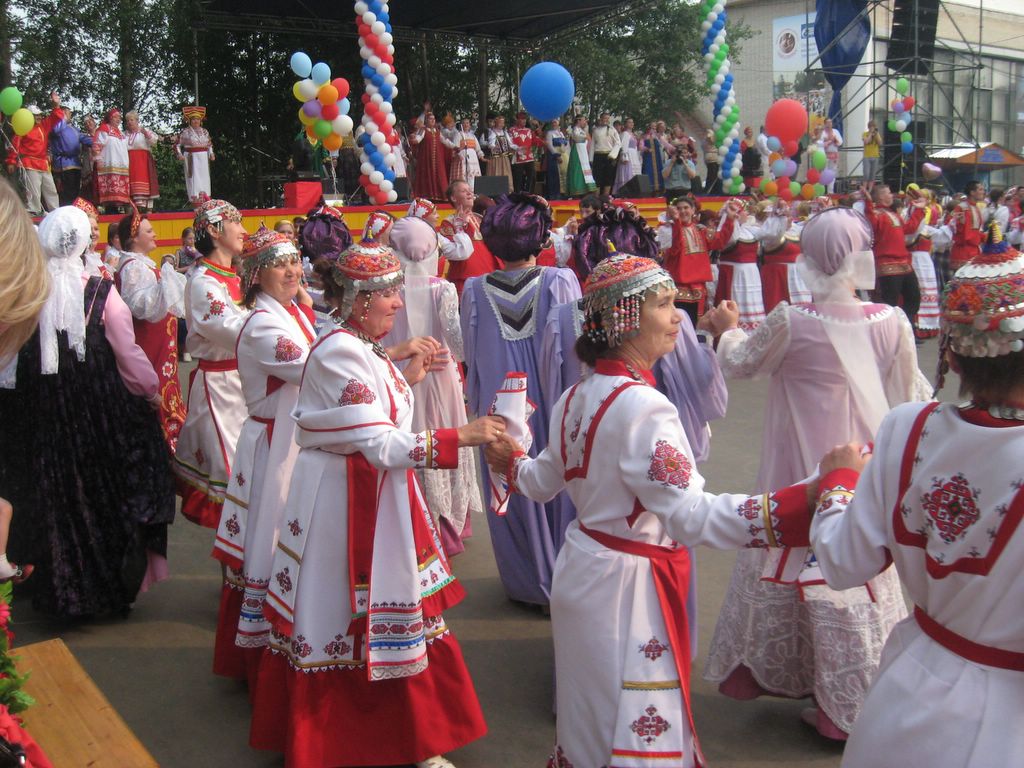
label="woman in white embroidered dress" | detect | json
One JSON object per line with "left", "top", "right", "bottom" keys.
{"left": 485, "top": 254, "right": 828, "bottom": 768}
{"left": 210, "top": 226, "right": 315, "bottom": 689}
{"left": 381, "top": 215, "right": 482, "bottom": 556}
{"left": 810, "top": 226, "right": 1024, "bottom": 768}
{"left": 251, "top": 243, "right": 502, "bottom": 768}
{"left": 701, "top": 207, "right": 930, "bottom": 739}
{"left": 124, "top": 111, "right": 160, "bottom": 211}
{"left": 174, "top": 198, "right": 250, "bottom": 532}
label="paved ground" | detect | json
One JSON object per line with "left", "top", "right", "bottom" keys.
{"left": 12, "top": 340, "right": 948, "bottom": 767}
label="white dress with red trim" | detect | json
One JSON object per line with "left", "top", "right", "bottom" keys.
{"left": 174, "top": 260, "right": 249, "bottom": 528}
{"left": 703, "top": 302, "right": 929, "bottom": 737}
{"left": 511, "top": 359, "right": 812, "bottom": 768}
{"left": 714, "top": 216, "right": 787, "bottom": 332}
{"left": 210, "top": 294, "right": 316, "bottom": 687}
{"left": 812, "top": 402, "right": 1024, "bottom": 768}
{"left": 909, "top": 206, "right": 942, "bottom": 336}
{"left": 250, "top": 327, "right": 486, "bottom": 767}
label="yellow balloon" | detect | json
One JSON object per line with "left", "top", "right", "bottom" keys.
{"left": 298, "top": 107, "right": 316, "bottom": 126}
{"left": 10, "top": 108, "right": 34, "bottom": 136}
{"left": 293, "top": 81, "right": 306, "bottom": 102}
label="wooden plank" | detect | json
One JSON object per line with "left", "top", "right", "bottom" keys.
{"left": 14, "top": 639, "right": 158, "bottom": 768}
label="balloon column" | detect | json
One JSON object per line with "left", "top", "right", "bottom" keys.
{"left": 290, "top": 52, "right": 353, "bottom": 153}
{"left": 887, "top": 77, "right": 915, "bottom": 156}
{"left": 700, "top": 0, "right": 745, "bottom": 194}
{"left": 0, "top": 86, "right": 34, "bottom": 137}
{"left": 353, "top": 1, "right": 400, "bottom": 205}
{"left": 761, "top": 98, "right": 813, "bottom": 200}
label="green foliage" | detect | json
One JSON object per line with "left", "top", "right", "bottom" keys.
{"left": 0, "top": 597, "right": 35, "bottom": 716}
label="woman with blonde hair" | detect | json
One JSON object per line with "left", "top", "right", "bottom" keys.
{"left": 0, "top": 179, "right": 49, "bottom": 365}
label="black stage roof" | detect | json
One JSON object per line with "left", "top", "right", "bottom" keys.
{"left": 200, "top": 0, "right": 635, "bottom": 46}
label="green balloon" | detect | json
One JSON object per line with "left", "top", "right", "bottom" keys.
{"left": 314, "top": 119, "right": 332, "bottom": 139}
{"left": 720, "top": 43, "right": 730, "bottom": 55}
{"left": 896, "top": 77, "right": 910, "bottom": 95}
{"left": 759, "top": 177, "right": 770, "bottom": 191}
{"left": 887, "top": 119, "right": 898, "bottom": 132}
{"left": 900, "top": 131, "right": 913, "bottom": 143}
{"left": 813, "top": 183, "right": 826, "bottom": 197}
{"left": 9, "top": 108, "right": 34, "bottom": 136}
{"left": 790, "top": 181, "right": 802, "bottom": 196}
{"left": 0, "top": 86, "right": 22, "bottom": 117}
{"left": 812, "top": 150, "right": 827, "bottom": 170}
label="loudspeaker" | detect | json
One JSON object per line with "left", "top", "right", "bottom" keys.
{"left": 472, "top": 175, "right": 511, "bottom": 198}
{"left": 393, "top": 177, "right": 410, "bottom": 201}
{"left": 886, "top": 0, "right": 939, "bottom": 74}
{"left": 616, "top": 174, "right": 652, "bottom": 198}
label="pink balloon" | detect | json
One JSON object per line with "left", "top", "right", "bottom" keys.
{"left": 302, "top": 100, "right": 321, "bottom": 117}
{"left": 922, "top": 163, "right": 942, "bottom": 181}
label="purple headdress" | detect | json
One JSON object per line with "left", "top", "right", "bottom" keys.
{"left": 300, "top": 202, "right": 353, "bottom": 262}
{"left": 481, "top": 192, "right": 554, "bottom": 263}
{"left": 574, "top": 206, "right": 660, "bottom": 279}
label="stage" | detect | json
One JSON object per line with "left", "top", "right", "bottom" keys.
{"left": 92, "top": 197, "right": 730, "bottom": 262}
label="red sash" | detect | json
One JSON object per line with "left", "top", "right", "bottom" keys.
{"left": 199, "top": 358, "right": 238, "bottom": 372}
{"left": 579, "top": 523, "right": 704, "bottom": 766}
{"left": 914, "top": 606, "right": 1024, "bottom": 671}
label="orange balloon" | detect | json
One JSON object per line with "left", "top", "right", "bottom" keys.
{"left": 322, "top": 132, "right": 343, "bottom": 151}
{"left": 305, "top": 124, "right": 318, "bottom": 141}
{"left": 769, "top": 152, "right": 782, "bottom": 163}
{"left": 318, "top": 84, "right": 339, "bottom": 105}
{"left": 801, "top": 182, "right": 816, "bottom": 200}
{"left": 764, "top": 181, "right": 778, "bottom": 196}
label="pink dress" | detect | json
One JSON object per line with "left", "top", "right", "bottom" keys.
{"left": 703, "top": 300, "right": 931, "bottom": 736}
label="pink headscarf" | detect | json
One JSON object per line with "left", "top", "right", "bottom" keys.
{"left": 800, "top": 207, "right": 872, "bottom": 276}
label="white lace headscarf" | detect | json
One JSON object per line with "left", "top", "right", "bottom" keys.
{"left": 36, "top": 207, "right": 91, "bottom": 374}
{"left": 389, "top": 216, "right": 439, "bottom": 338}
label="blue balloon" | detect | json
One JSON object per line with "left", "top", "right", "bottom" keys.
{"left": 357, "top": 132, "right": 369, "bottom": 146}
{"left": 767, "top": 136, "right": 781, "bottom": 152}
{"left": 311, "top": 61, "right": 332, "bottom": 86}
{"left": 371, "top": 73, "right": 384, "bottom": 87}
{"left": 901, "top": 141, "right": 914, "bottom": 154}
{"left": 519, "top": 61, "right": 575, "bottom": 122}
{"left": 362, "top": 64, "right": 374, "bottom": 80}
{"left": 771, "top": 159, "right": 788, "bottom": 176}
{"left": 384, "top": 169, "right": 396, "bottom": 182}
{"left": 290, "top": 51, "right": 312, "bottom": 78}
{"left": 339, "top": 98, "right": 350, "bottom": 115}
{"left": 379, "top": 84, "right": 393, "bottom": 100}
{"left": 902, "top": 111, "right": 913, "bottom": 123}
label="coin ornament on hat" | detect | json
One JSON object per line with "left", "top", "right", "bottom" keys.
{"left": 327, "top": 241, "right": 404, "bottom": 324}
{"left": 193, "top": 195, "right": 242, "bottom": 234}
{"left": 241, "top": 224, "right": 300, "bottom": 292}
{"left": 582, "top": 253, "right": 674, "bottom": 348}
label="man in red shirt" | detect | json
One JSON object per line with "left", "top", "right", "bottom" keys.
{"left": 5, "top": 92, "right": 64, "bottom": 215}
{"left": 662, "top": 195, "right": 733, "bottom": 326}
{"left": 863, "top": 183, "right": 926, "bottom": 322}
{"left": 948, "top": 180, "right": 986, "bottom": 274}
{"left": 508, "top": 112, "right": 540, "bottom": 195}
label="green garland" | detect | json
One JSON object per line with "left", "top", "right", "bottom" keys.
{"left": 0, "top": 587, "right": 35, "bottom": 715}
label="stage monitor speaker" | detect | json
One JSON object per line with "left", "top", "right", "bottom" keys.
{"left": 616, "top": 174, "right": 652, "bottom": 198}
{"left": 473, "top": 175, "right": 511, "bottom": 198}
{"left": 393, "top": 177, "right": 410, "bottom": 202}
{"left": 886, "top": 0, "right": 939, "bottom": 74}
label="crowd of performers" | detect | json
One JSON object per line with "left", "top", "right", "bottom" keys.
{"left": 1, "top": 167, "right": 1023, "bottom": 768}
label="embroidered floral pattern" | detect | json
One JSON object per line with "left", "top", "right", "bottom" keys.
{"left": 274, "top": 335, "right": 303, "bottom": 362}
{"left": 275, "top": 567, "right": 293, "bottom": 593}
{"left": 290, "top": 634, "right": 313, "bottom": 659}
{"left": 224, "top": 514, "right": 240, "bottom": 537}
{"left": 409, "top": 445, "right": 427, "bottom": 463}
{"left": 287, "top": 518, "right": 302, "bottom": 537}
{"left": 323, "top": 634, "right": 353, "bottom": 658}
{"left": 338, "top": 378, "right": 376, "bottom": 406}
{"left": 639, "top": 636, "right": 670, "bottom": 661}
{"left": 737, "top": 497, "right": 762, "bottom": 520}
{"left": 202, "top": 291, "right": 226, "bottom": 320}
{"left": 194, "top": 448, "right": 206, "bottom": 467}
{"left": 921, "top": 473, "right": 981, "bottom": 543}
{"left": 569, "top": 417, "right": 582, "bottom": 443}
{"left": 647, "top": 440, "right": 692, "bottom": 490}
{"left": 630, "top": 705, "right": 672, "bottom": 744}
{"left": 235, "top": 472, "right": 245, "bottom": 487}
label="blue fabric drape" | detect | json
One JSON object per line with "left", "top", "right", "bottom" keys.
{"left": 814, "top": 0, "right": 871, "bottom": 135}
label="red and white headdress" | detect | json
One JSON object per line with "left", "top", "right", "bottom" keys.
{"left": 361, "top": 210, "right": 395, "bottom": 242}
{"left": 406, "top": 198, "right": 436, "bottom": 220}
{"left": 182, "top": 105, "right": 207, "bottom": 122}
{"left": 240, "top": 224, "right": 300, "bottom": 292}
{"left": 582, "top": 253, "right": 674, "bottom": 348}
{"left": 193, "top": 195, "right": 242, "bottom": 234}
{"left": 71, "top": 197, "right": 99, "bottom": 220}
{"left": 327, "top": 242, "right": 404, "bottom": 322}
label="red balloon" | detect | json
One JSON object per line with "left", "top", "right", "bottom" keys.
{"left": 361, "top": 93, "right": 371, "bottom": 105}
{"left": 903, "top": 96, "right": 916, "bottom": 110}
{"left": 388, "top": 133, "right": 400, "bottom": 145}
{"left": 364, "top": 33, "right": 379, "bottom": 48}
{"left": 783, "top": 140, "right": 798, "bottom": 157}
{"left": 365, "top": 183, "right": 378, "bottom": 196}
{"left": 374, "top": 191, "right": 389, "bottom": 205}
{"left": 778, "top": 187, "right": 794, "bottom": 201}
{"left": 765, "top": 99, "right": 809, "bottom": 144}
{"left": 332, "top": 78, "right": 350, "bottom": 100}
{"left": 776, "top": 176, "right": 791, "bottom": 189}
{"left": 806, "top": 168, "right": 821, "bottom": 183}
{"left": 321, "top": 103, "right": 340, "bottom": 120}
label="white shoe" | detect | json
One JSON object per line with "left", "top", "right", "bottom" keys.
{"left": 182, "top": 352, "right": 193, "bottom": 362}
{"left": 417, "top": 757, "right": 456, "bottom": 768}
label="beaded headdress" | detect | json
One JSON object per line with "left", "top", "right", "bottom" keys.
{"left": 127, "top": 204, "right": 143, "bottom": 240}
{"left": 240, "top": 224, "right": 300, "bottom": 292}
{"left": 328, "top": 242, "right": 404, "bottom": 323}
{"left": 71, "top": 197, "right": 99, "bottom": 220}
{"left": 193, "top": 195, "right": 242, "bottom": 234}
{"left": 581, "top": 253, "right": 674, "bottom": 348}
{"left": 939, "top": 222, "right": 1024, "bottom": 364}
{"left": 182, "top": 105, "right": 207, "bottom": 122}
{"left": 407, "top": 198, "right": 436, "bottom": 220}
{"left": 361, "top": 210, "right": 395, "bottom": 242}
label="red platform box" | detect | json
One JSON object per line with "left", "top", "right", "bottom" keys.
{"left": 284, "top": 181, "right": 322, "bottom": 211}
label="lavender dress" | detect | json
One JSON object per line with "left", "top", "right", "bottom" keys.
{"left": 461, "top": 265, "right": 582, "bottom": 605}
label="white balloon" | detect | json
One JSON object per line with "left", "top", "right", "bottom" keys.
{"left": 361, "top": 162, "right": 374, "bottom": 175}
{"left": 360, "top": 46, "right": 371, "bottom": 60}
{"left": 379, "top": 179, "right": 393, "bottom": 192}
{"left": 722, "top": 105, "right": 732, "bottom": 116}
{"left": 369, "top": 55, "right": 381, "bottom": 68}
{"left": 387, "top": 45, "right": 395, "bottom": 56}
{"left": 371, "top": 20, "right": 385, "bottom": 35}
{"left": 710, "top": 83, "right": 721, "bottom": 95}
{"left": 725, "top": 96, "right": 735, "bottom": 106}
{"left": 378, "top": 142, "right": 391, "bottom": 154}
{"left": 366, "top": 121, "right": 378, "bottom": 134}
{"left": 379, "top": 101, "right": 393, "bottom": 114}
{"left": 380, "top": 32, "right": 393, "bottom": 46}
{"left": 718, "top": 146, "right": 728, "bottom": 157}
{"left": 381, "top": 3, "right": 389, "bottom": 12}
{"left": 704, "top": 53, "right": 714, "bottom": 63}
{"left": 369, "top": 170, "right": 384, "bottom": 185}
{"left": 701, "top": 21, "right": 711, "bottom": 31}
{"left": 707, "top": 12, "right": 718, "bottom": 23}
{"left": 362, "top": 11, "right": 376, "bottom": 24}
{"left": 387, "top": 190, "right": 398, "bottom": 203}
{"left": 710, "top": 43, "right": 719, "bottom": 54}
{"left": 371, "top": 93, "right": 383, "bottom": 104}
{"left": 366, "top": 84, "right": 378, "bottom": 95}
{"left": 355, "top": 125, "right": 365, "bottom": 137}
{"left": 715, "top": 34, "right": 725, "bottom": 45}
{"left": 333, "top": 116, "right": 349, "bottom": 134}
{"left": 375, "top": 62, "right": 390, "bottom": 76}
{"left": 713, "top": 3, "right": 724, "bottom": 12}
{"left": 371, "top": 132, "right": 385, "bottom": 146}
{"left": 354, "top": 1, "right": 368, "bottom": 14}
{"left": 389, "top": 85, "right": 398, "bottom": 98}
{"left": 338, "top": 115, "right": 354, "bottom": 135}
{"left": 384, "top": 154, "right": 396, "bottom": 167}
{"left": 736, "top": 182, "right": 746, "bottom": 193}
{"left": 384, "top": 73, "right": 398, "bottom": 86}
{"left": 723, "top": 137, "right": 733, "bottom": 147}
{"left": 298, "top": 79, "right": 318, "bottom": 100}
{"left": 895, "top": 119, "right": 908, "bottom": 132}
{"left": 729, "top": 128, "right": 739, "bottom": 138}
{"left": 385, "top": 113, "right": 396, "bottom": 126}
{"left": 714, "top": 74, "right": 725, "bottom": 85}
{"left": 715, "top": 113, "right": 725, "bottom": 124}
